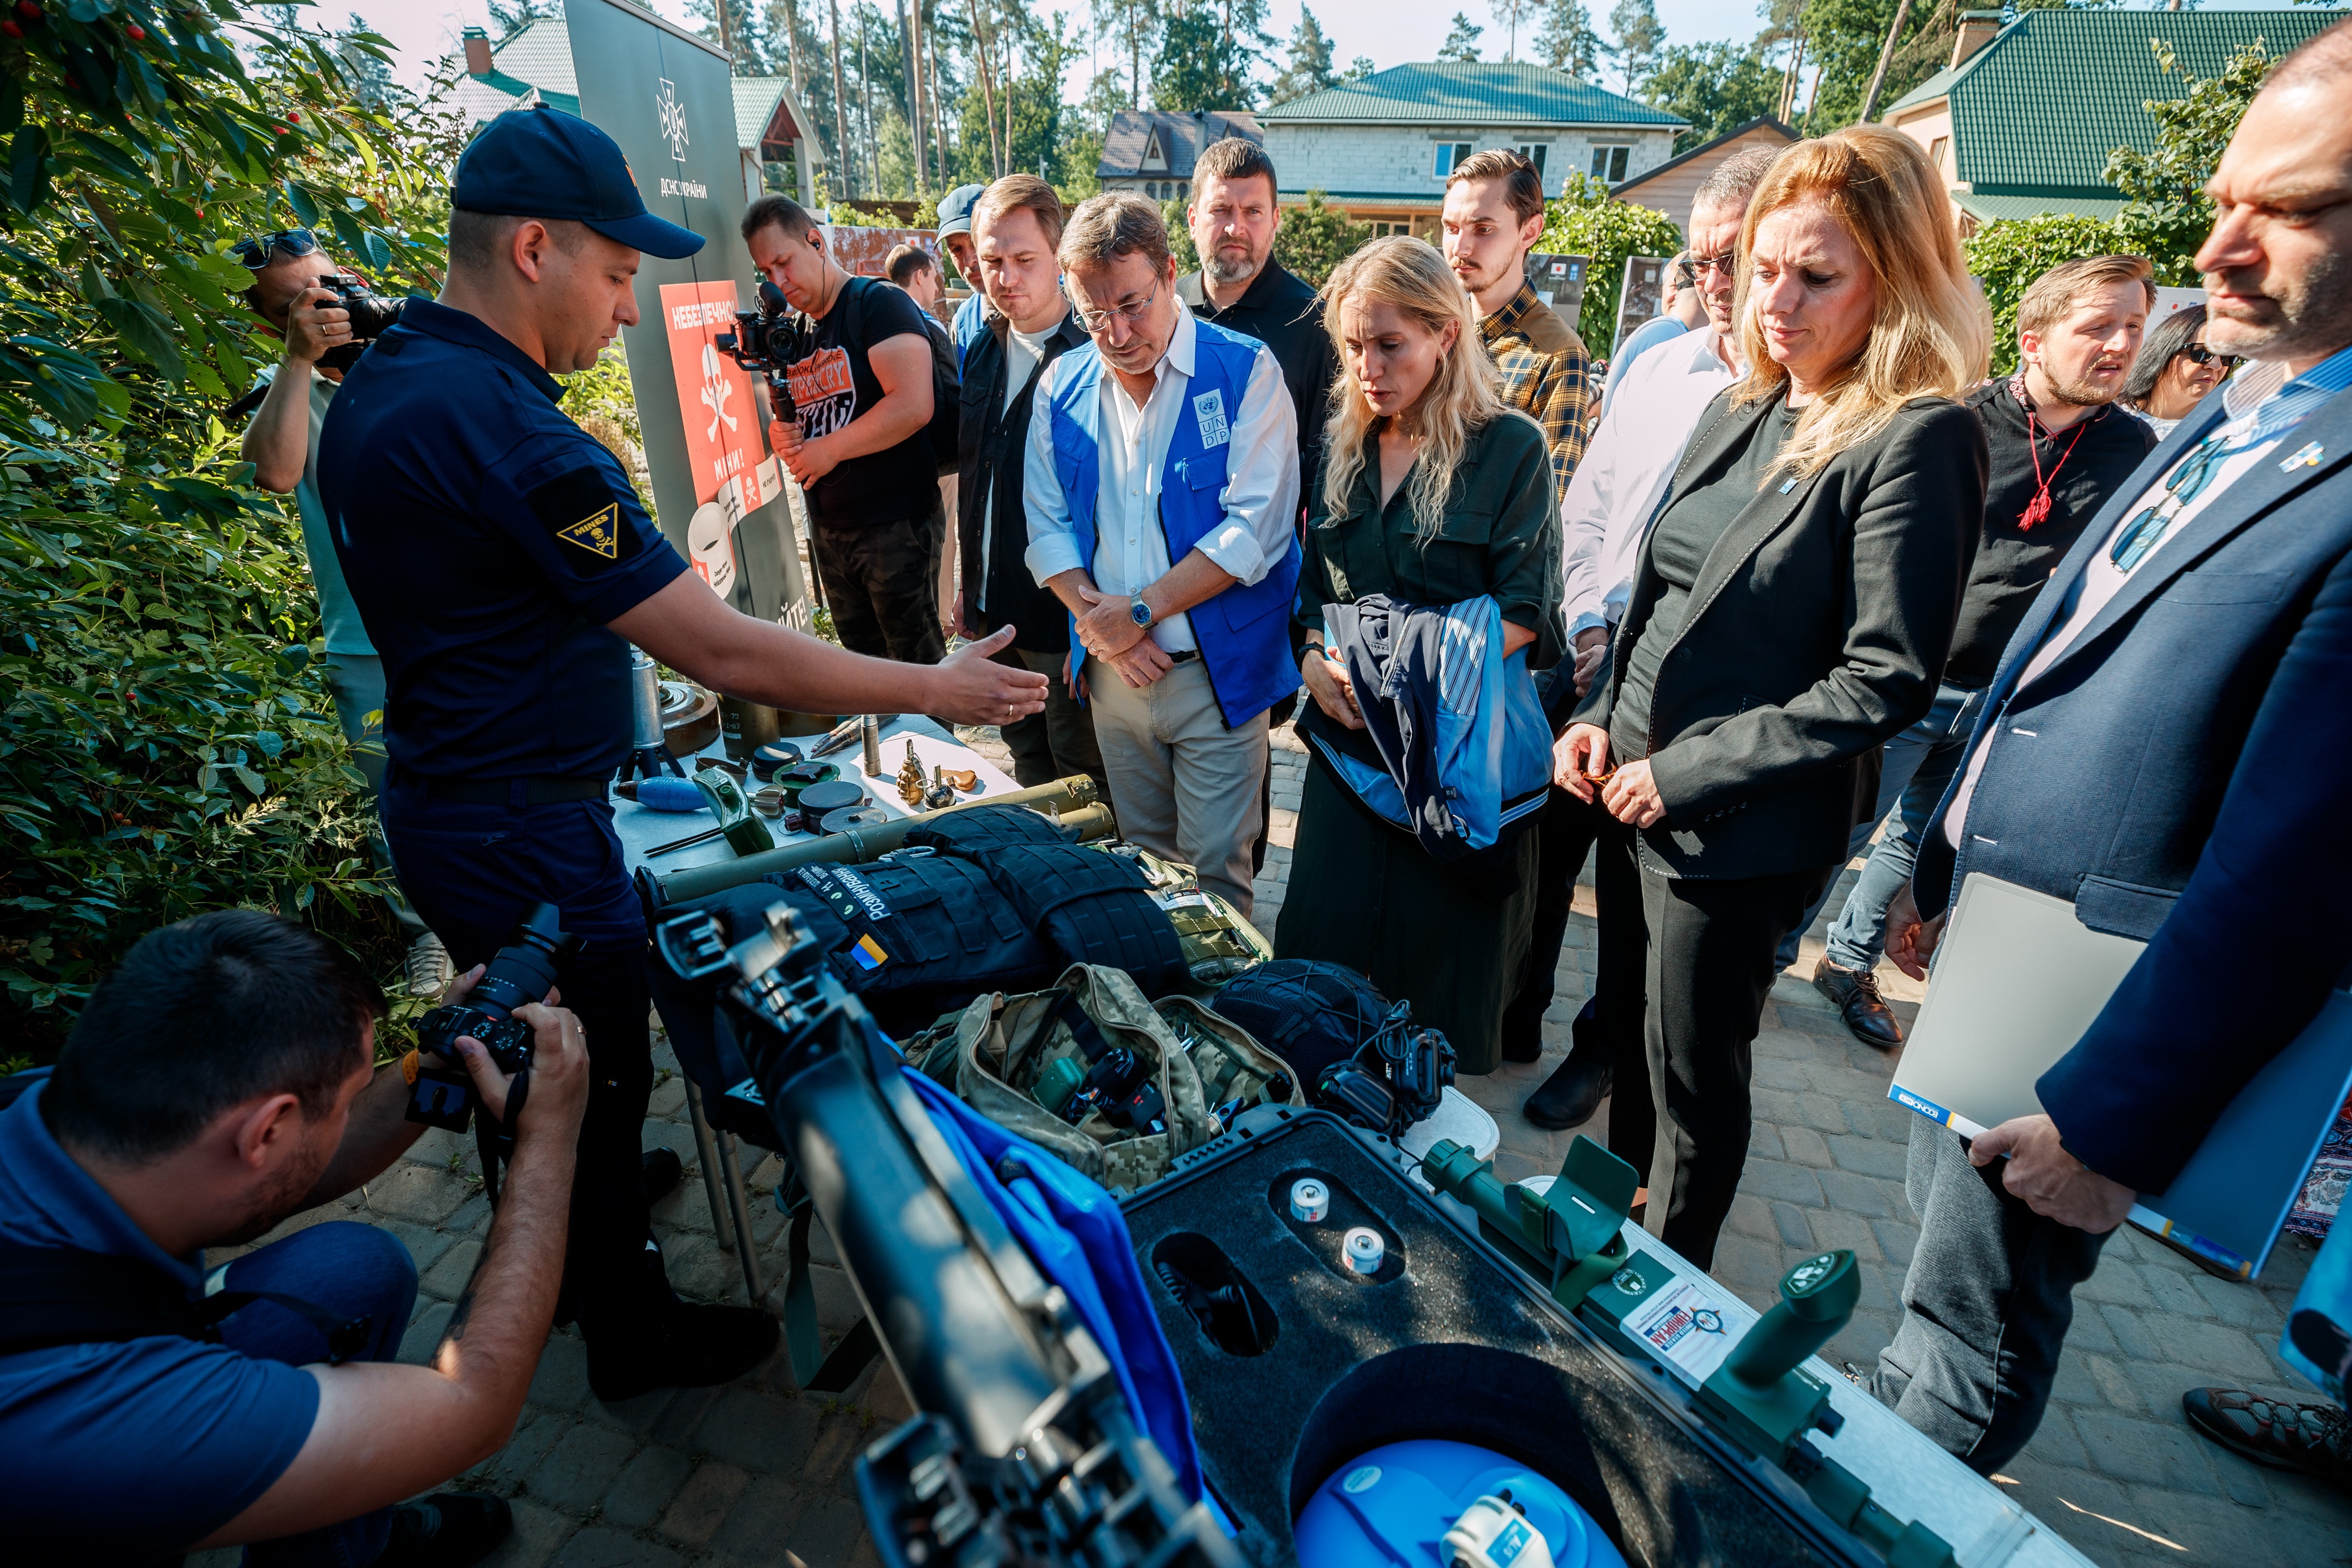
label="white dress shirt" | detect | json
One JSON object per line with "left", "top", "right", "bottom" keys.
{"left": 1559, "top": 327, "right": 1739, "bottom": 636}
{"left": 1023, "top": 301, "right": 1298, "bottom": 654}
{"left": 975, "top": 314, "right": 1060, "bottom": 599}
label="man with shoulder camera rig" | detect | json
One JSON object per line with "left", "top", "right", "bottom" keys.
{"left": 0, "top": 910, "right": 587, "bottom": 1566}
{"left": 317, "top": 106, "right": 1046, "bottom": 1403}
{"left": 236, "top": 229, "right": 452, "bottom": 1003}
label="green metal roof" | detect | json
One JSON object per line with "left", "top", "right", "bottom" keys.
{"left": 1952, "top": 191, "right": 2126, "bottom": 225}
{"left": 1263, "top": 62, "right": 1684, "bottom": 129}
{"left": 1890, "top": 9, "right": 2338, "bottom": 199}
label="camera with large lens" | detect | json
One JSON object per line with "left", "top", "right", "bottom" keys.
{"left": 715, "top": 279, "right": 803, "bottom": 424}
{"left": 313, "top": 272, "right": 406, "bottom": 369}
{"left": 406, "top": 903, "right": 579, "bottom": 1133}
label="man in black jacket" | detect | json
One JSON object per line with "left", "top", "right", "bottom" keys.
{"left": 1175, "top": 139, "right": 1337, "bottom": 510}
{"left": 1175, "top": 138, "right": 1336, "bottom": 870}
{"left": 950, "top": 175, "right": 1108, "bottom": 796}
{"left": 1804, "top": 257, "right": 2156, "bottom": 1045}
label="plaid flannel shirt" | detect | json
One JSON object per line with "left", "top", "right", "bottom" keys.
{"left": 1479, "top": 281, "right": 1591, "bottom": 505}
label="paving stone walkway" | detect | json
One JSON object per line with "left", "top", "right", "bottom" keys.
{"left": 195, "top": 721, "right": 2352, "bottom": 1568}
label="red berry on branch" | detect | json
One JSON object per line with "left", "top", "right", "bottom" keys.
{"left": 16, "top": 1, "right": 39, "bottom": 17}
{"left": 286, "top": 111, "right": 301, "bottom": 123}
{"left": 126, "top": 22, "right": 146, "bottom": 39}
{"left": 1, "top": 19, "right": 21, "bottom": 36}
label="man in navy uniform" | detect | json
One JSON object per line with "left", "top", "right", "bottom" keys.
{"left": 320, "top": 106, "right": 1046, "bottom": 1401}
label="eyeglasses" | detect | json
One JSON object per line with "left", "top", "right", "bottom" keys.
{"left": 2181, "top": 342, "right": 2243, "bottom": 370}
{"left": 1686, "top": 251, "right": 1738, "bottom": 281}
{"left": 2110, "top": 432, "right": 2228, "bottom": 573}
{"left": 1069, "top": 281, "right": 1159, "bottom": 335}
{"left": 232, "top": 229, "right": 323, "bottom": 269}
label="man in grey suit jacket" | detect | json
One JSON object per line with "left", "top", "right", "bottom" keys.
{"left": 1868, "top": 22, "right": 2352, "bottom": 1474}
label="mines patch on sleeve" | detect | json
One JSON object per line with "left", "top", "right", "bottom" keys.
{"left": 527, "top": 466, "right": 641, "bottom": 568}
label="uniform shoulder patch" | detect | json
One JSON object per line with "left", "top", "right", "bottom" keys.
{"left": 525, "top": 465, "right": 642, "bottom": 569}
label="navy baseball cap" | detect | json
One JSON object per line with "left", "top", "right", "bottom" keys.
{"left": 936, "top": 184, "right": 987, "bottom": 237}
{"left": 454, "top": 104, "right": 705, "bottom": 260}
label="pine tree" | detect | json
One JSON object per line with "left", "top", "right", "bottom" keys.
{"left": 1490, "top": 0, "right": 1531, "bottom": 63}
{"left": 1438, "top": 11, "right": 1485, "bottom": 62}
{"left": 1268, "top": 6, "right": 1337, "bottom": 105}
{"left": 1345, "top": 55, "right": 1377, "bottom": 80}
{"left": 1535, "top": 0, "right": 1609, "bottom": 79}
{"left": 1607, "top": 0, "right": 1662, "bottom": 90}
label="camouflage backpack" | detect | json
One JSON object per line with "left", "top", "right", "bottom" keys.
{"left": 906, "top": 963, "right": 1300, "bottom": 1191}
{"left": 1094, "top": 843, "right": 1275, "bottom": 986}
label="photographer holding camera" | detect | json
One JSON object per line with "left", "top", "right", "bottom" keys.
{"left": 0, "top": 910, "right": 588, "bottom": 1566}
{"left": 237, "top": 231, "right": 453, "bottom": 1003}
{"left": 316, "top": 106, "right": 1045, "bottom": 1403}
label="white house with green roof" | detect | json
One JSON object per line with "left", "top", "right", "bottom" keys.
{"left": 450, "top": 20, "right": 822, "bottom": 208}
{"left": 1259, "top": 63, "right": 1686, "bottom": 238}
{"left": 1882, "top": 7, "right": 2338, "bottom": 232}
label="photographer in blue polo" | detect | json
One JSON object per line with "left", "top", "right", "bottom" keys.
{"left": 0, "top": 912, "right": 589, "bottom": 1566}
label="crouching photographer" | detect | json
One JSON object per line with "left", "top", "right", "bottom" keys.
{"left": 0, "top": 910, "right": 588, "bottom": 1567}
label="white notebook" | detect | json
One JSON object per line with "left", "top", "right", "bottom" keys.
{"left": 1890, "top": 873, "right": 2352, "bottom": 1278}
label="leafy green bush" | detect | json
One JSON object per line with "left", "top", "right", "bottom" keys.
{"left": 1538, "top": 174, "right": 1688, "bottom": 354}
{"left": 1, "top": 2, "right": 465, "bottom": 1055}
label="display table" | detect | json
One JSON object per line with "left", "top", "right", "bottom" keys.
{"left": 612, "top": 714, "right": 1018, "bottom": 880}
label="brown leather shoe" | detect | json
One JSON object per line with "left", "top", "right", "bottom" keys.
{"left": 1812, "top": 957, "right": 1903, "bottom": 1050}
{"left": 2183, "top": 1387, "right": 2352, "bottom": 1489}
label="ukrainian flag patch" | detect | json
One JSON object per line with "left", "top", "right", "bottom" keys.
{"left": 851, "top": 934, "right": 889, "bottom": 970}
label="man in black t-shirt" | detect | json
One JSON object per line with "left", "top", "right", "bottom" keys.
{"left": 1805, "top": 256, "right": 2158, "bottom": 1045}
{"left": 746, "top": 195, "right": 946, "bottom": 665}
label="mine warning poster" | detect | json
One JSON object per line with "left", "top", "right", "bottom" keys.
{"left": 565, "top": 0, "right": 811, "bottom": 630}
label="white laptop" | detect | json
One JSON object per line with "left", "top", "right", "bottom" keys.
{"left": 1889, "top": 873, "right": 2352, "bottom": 1277}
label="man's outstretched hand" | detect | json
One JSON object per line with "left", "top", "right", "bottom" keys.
{"left": 928, "top": 625, "right": 1050, "bottom": 726}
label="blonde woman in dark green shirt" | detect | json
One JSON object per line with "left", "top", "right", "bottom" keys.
{"left": 1277, "top": 236, "right": 1566, "bottom": 1075}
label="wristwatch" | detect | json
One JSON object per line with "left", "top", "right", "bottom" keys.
{"left": 1129, "top": 595, "right": 1157, "bottom": 630}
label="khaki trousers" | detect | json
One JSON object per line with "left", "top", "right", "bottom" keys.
{"left": 1083, "top": 654, "right": 1267, "bottom": 917}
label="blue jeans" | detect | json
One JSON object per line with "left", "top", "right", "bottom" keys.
{"left": 1775, "top": 681, "right": 1984, "bottom": 972}
{"left": 216, "top": 1220, "right": 419, "bottom": 1566}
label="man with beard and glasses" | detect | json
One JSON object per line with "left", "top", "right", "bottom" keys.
{"left": 1866, "top": 18, "right": 2352, "bottom": 1474}
{"left": 0, "top": 912, "right": 593, "bottom": 1567}
{"left": 1803, "top": 256, "right": 2157, "bottom": 1046}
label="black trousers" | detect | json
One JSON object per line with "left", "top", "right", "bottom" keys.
{"left": 1500, "top": 793, "right": 1654, "bottom": 1175}
{"left": 383, "top": 786, "right": 670, "bottom": 1345}
{"left": 1870, "top": 1124, "right": 2112, "bottom": 1473}
{"left": 811, "top": 505, "right": 947, "bottom": 667}
{"left": 1637, "top": 857, "right": 1835, "bottom": 1270}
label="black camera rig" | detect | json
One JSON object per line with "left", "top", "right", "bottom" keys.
{"left": 1316, "top": 1000, "right": 1454, "bottom": 1138}
{"left": 714, "top": 278, "right": 805, "bottom": 426}
{"left": 655, "top": 900, "right": 1235, "bottom": 1568}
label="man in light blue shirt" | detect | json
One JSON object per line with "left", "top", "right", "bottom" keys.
{"left": 237, "top": 230, "right": 448, "bottom": 996}
{"left": 1024, "top": 195, "right": 1299, "bottom": 915}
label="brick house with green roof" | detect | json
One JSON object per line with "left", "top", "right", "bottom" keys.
{"left": 1882, "top": 7, "right": 2338, "bottom": 233}
{"left": 1260, "top": 63, "right": 1685, "bottom": 238}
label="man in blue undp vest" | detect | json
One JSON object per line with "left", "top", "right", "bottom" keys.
{"left": 1022, "top": 195, "right": 1300, "bottom": 917}
{"left": 319, "top": 106, "right": 1046, "bottom": 1402}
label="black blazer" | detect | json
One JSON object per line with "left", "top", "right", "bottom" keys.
{"left": 1580, "top": 390, "right": 1987, "bottom": 879}
{"left": 956, "top": 307, "right": 1091, "bottom": 650}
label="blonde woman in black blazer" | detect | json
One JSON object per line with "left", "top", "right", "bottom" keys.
{"left": 1556, "top": 126, "right": 1990, "bottom": 1268}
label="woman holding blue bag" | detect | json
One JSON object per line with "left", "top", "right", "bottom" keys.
{"left": 1276, "top": 236, "right": 1565, "bottom": 1076}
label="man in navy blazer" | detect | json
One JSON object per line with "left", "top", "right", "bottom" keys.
{"left": 1866, "top": 21, "right": 2352, "bottom": 1474}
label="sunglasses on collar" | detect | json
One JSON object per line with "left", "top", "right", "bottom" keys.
{"left": 232, "top": 229, "right": 323, "bottom": 269}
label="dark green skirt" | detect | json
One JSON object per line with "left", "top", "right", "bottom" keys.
{"left": 1273, "top": 758, "right": 1539, "bottom": 1075}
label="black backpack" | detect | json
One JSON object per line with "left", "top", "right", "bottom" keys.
{"left": 837, "top": 276, "right": 963, "bottom": 478}
{"left": 1208, "top": 961, "right": 1401, "bottom": 1087}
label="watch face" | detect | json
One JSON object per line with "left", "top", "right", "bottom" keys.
{"left": 1131, "top": 599, "right": 1152, "bottom": 627}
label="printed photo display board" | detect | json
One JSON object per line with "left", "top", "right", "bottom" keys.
{"left": 565, "top": 0, "right": 812, "bottom": 630}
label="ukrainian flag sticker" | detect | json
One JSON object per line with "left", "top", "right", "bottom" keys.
{"left": 851, "top": 934, "right": 889, "bottom": 970}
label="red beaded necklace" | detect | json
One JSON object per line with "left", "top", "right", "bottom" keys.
{"left": 2010, "top": 375, "right": 2093, "bottom": 532}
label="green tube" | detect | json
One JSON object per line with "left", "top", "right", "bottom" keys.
{"left": 653, "top": 778, "right": 1109, "bottom": 903}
